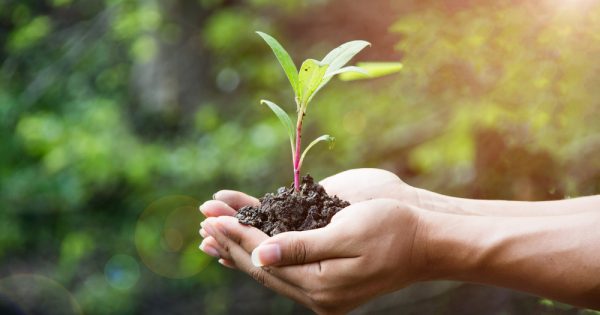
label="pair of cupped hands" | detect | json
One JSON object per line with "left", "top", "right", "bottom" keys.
{"left": 199, "top": 169, "right": 430, "bottom": 314}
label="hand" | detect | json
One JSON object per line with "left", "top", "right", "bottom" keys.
{"left": 198, "top": 168, "right": 421, "bottom": 269}
{"left": 200, "top": 199, "right": 427, "bottom": 315}
{"left": 319, "top": 168, "right": 418, "bottom": 204}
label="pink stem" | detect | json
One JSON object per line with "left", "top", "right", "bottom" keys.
{"left": 293, "top": 113, "right": 304, "bottom": 191}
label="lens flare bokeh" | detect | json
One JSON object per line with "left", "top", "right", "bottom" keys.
{"left": 0, "top": 274, "right": 82, "bottom": 315}
{"left": 135, "top": 195, "right": 210, "bottom": 279}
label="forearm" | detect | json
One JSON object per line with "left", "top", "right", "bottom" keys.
{"left": 415, "top": 188, "right": 599, "bottom": 216}
{"left": 419, "top": 209, "right": 600, "bottom": 309}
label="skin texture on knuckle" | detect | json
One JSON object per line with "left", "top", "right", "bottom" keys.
{"left": 249, "top": 267, "right": 268, "bottom": 287}
{"left": 289, "top": 237, "right": 309, "bottom": 265}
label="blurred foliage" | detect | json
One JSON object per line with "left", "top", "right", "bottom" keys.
{"left": 0, "top": 0, "right": 599, "bottom": 314}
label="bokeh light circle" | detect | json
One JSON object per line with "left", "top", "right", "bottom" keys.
{"left": 0, "top": 274, "right": 82, "bottom": 315}
{"left": 135, "top": 195, "right": 210, "bottom": 279}
{"left": 216, "top": 67, "right": 240, "bottom": 93}
{"left": 104, "top": 254, "right": 140, "bottom": 290}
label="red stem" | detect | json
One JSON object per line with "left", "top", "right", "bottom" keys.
{"left": 293, "top": 112, "right": 304, "bottom": 191}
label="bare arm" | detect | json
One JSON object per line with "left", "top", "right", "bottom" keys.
{"left": 316, "top": 168, "right": 600, "bottom": 217}
{"left": 421, "top": 209, "right": 600, "bottom": 309}
{"left": 417, "top": 189, "right": 600, "bottom": 216}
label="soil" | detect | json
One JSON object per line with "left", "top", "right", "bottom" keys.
{"left": 235, "top": 175, "right": 350, "bottom": 236}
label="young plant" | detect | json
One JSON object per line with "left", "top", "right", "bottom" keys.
{"left": 257, "top": 31, "right": 402, "bottom": 191}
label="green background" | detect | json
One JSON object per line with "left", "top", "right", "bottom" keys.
{"left": 1, "top": 0, "right": 599, "bottom": 314}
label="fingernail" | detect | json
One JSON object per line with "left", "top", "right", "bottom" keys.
{"left": 212, "top": 193, "right": 217, "bottom": 200}
{"left": 251, "top": 244, "right": 281, "bottom": 267}
{"left": 199, "top": 242, "right": 220, "bottom": 258}
{"left": 199, "top": 201, "right": 209, "bottom": 214}
{"left": 218, "top": 259, "right": 234, "bottom": 269}
{"left": 199, "top": 228, "right": 208, "bottom": 238}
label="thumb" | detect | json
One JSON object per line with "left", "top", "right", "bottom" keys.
{"left": 251, "top": 226, "right": 348, "bottom": 267}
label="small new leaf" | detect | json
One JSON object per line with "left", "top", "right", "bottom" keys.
{"left": 298, "top": 59, "right": 329, "bottom": 110}
{"left": 298, "top": 135, "right": 335, "bottom": 169}
{"left": 261, "top": 100, "right": 295, "bottom": 155}
{"left": 256, "top": 32, "right": 300, "bottom": 97}
{"left": 338, "top": 62, "right": 403, "bottom": 81}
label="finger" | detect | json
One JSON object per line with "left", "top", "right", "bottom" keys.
{"left": 208, "top": 216, "right": 355, "bottom": 266}
{"left": 204, "top": 218, "right": 311, "bottom": 306}
{"left": 213, "top": 190, "right": 260, "bottom": 210}
{"left": 205, "top": 217, "right": 322, "bottom": 289}
{"left": 200, "top": 236, "right": 232, "bottom": 261}
{"left": 200, "top": 228, "right": 208, "bottom": 238}
{"left": 199, "top": 237, "right": 220, "bottom": 258}
{"left": 203, "top": 216, "right": 268, "bottom": 252}
{"left": 218, "top": 258, "right": 236, "bottom": 269}
{"left": 251, "top": 225, "right": 354, "bottom": 267}
{"left": 229, "top": 238, "right": 311, "bottom": 306}
{"left": 263, "top": 257, "right": 365, "bottom": 294}
{"left": 199, "top": 200, "right": 237, "bottom": 217}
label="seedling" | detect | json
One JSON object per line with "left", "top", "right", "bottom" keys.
{"left": 233, "top": 33, "right": 403, "bottom": 236}
{"left": 257, "top": 31, "right": 402, "bottom": 191}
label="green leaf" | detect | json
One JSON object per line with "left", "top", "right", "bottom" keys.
{"left": 321, "top": 40, "right": 371, "bottom": 76}
{"left": 307, "top": 41, "right": 370, "bottom": 104}
{"left": 256, "top": 32, "right": 299, "bottom": 97}
{"left": 298, "top": 59, "right": 329, "bottom": 110}
{"left": 308, "top": 66, "right": 369, "bottom": 105}
{"left": 261, "top": 100, "right": 295, "bottom": 155}
{"left": 298, "top": 135, "right": 335, "bottom": 169}
{"left": 338, "top": 62, "right": 403, "bottom": 81}
{"left": 324, "top": 66, "right": 369, "bottom": 79}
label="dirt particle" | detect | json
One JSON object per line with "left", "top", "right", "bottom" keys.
{"left": 235, "top": 175, "right": 350, "bottom": 236}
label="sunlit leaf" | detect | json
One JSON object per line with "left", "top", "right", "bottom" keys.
{"left": 298, "top": 59, "right": 328, "bottom": 109}
{"left": 256, "top": 32, "right": 299, "bottom": 98}
{"left": 308, "top": 41, "right": 370, "bottom": 104}
{"left": 308, "top": 66, "right": 369, "bottom": 105}
{"left": 324, "top": 66, "right": 369, "bottom": 79}
{"left": 261, "top": 100, "right": 295, "bottom": 155}
{"left": 298, "top": 135, "right": 335, "bottom": 169}
{"left": 321, "top": 40, "right": 371, "bottom": 77}
{"left": 338, "top": 62, "right": 403, "bottom": 81}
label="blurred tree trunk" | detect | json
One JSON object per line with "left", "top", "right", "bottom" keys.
{"left": 130, "top": 0, "right": 214, "bottom": 136}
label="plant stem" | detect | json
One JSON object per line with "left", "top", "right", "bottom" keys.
{"left": 293, "top": 111, "right": 304, "bottom": 191}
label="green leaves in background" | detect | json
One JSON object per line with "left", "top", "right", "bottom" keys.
{"left": 261, "top": 100, "right": 295, "bottom": 155}
{"left": 256, "top": 31, "right": 300, "bottom": 98}
{"left": 299, "top": 135, "right": 335, "bottom": 169}
{"left": 338, "top": 62, "right": 403, "bottom": 81}
{"left": 3, "top": 1, "right": 600, "bottom": 314}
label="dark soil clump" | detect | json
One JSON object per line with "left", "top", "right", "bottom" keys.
{"left": 235, "top": 175, "right": 350, "bottom": 236}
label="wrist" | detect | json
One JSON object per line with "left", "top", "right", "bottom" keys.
{"left": 414, "top": 188, "right": 465, "bottom": 215}
{"left": 416, "top": 210, "right": 487, "bottom": 281}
